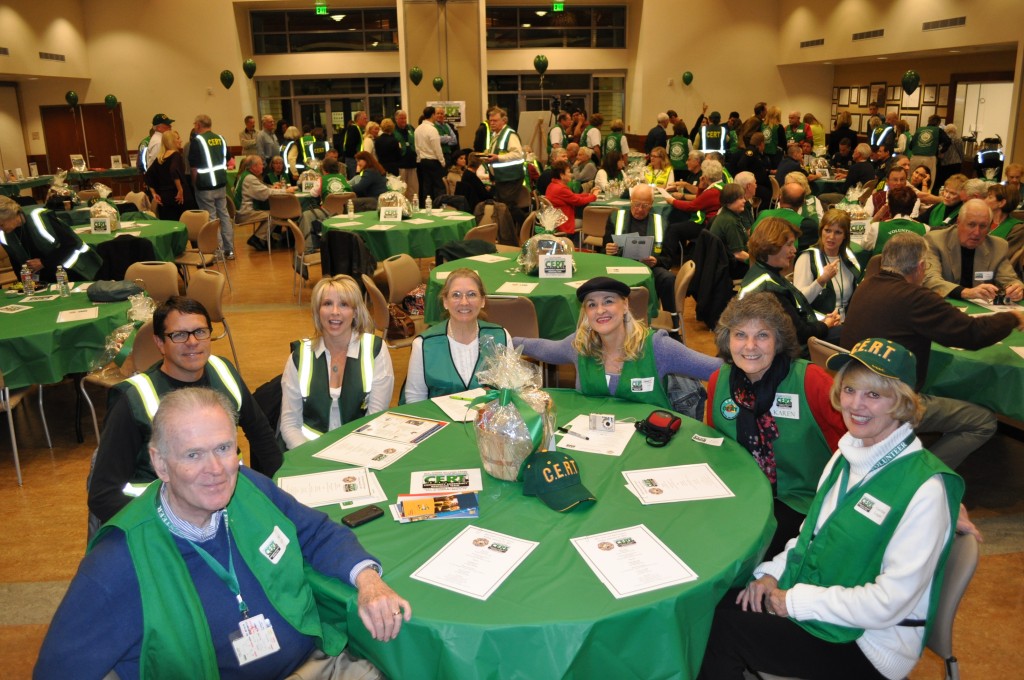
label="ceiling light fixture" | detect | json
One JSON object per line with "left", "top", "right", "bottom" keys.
{"left": 331, "top": 14, "right": 345, "bottom": 22}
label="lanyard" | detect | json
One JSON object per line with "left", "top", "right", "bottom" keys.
{"left": 158, "top": 505, "right": 249, "bottom": 619}
{"left": 835, "top": 432, "right": 915, "bottom": 505}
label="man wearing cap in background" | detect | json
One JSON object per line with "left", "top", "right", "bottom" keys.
{"left": 189, "top": 114, "right": 235, "bottom": 259}
{"left": 841, "top": 231, "right": 1024, "bottom": 469}
{"left": 145, "top": 113, "right": 174, "bottom": 174}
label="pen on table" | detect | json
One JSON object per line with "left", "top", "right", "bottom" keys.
{"left": 449, "top": 395, "right": 475, "bottom": 402}
{"left": 557, "top": 426, "right": 590, "bottom": 441}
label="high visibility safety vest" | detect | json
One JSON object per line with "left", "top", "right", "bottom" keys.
{"left": 418, "top": 321, "right": 507, "bottom": 399}
{"left": 802, "top": 246, "right": 861, "bottom": 314}
{"left": 487, "top": 125, "right": 526, "bottom": 183}
{"left": 292, "top": 335, "right": 377, "bottom": 442}
{"left": 699, "top": 124, "right": 727, "bottom": 153}
{"left": 739, "top": 265, "right": 823, "bottom": 322}
{"left": 137, "top": 137, "right": 150, "bottom": 172}
{"left": 192, "top": 131, "right": 229, "bottom": 190}
{"left": 283, "top": 140, "right": 304, "bottom": 175}
{"left": 614, "top": 210, "right": 664, "bottom": 254}
{"left": 871, "top": 125, "right": 894, "bottom": 151}
{"left": 645, "top": 166, "right": 672, "bottom": 188}
{"left": 24, "top": 209, "right": 102, "bottom": 280}
{"left": 309, "top": 139, "right": 330, "bottom": 161}
{"left": 604, "top": 132, "right": 624, "bottom": 156}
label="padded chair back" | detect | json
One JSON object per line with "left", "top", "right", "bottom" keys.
{"left": 628, "top": 286, "right": 651, "bottom": 324}
{"left": 187, "top": 269, "right": 226, "bottom": 322}
{"left": 807, "top": 336, "right": 845, "bottom": 375}
{"left": 131, "top": 320, "right": 163, "bottom": 374}
{"left": 382, "top": 253, "right": 422, "bottom": 305}
{"left": 361, "top": 275, "right": 390, "bottom": 335}
{"left": 196, "top": 219, "right": 223, "bottom": 255}
{"left": 180, "top": 210, "right": 210, "bottom": 245}
{"left": 519, "top": 211, "right": 538, "bottom": 246}
{"left": 485, "top": 296, "right": 539, "bottom": 339}
{"left": 926, "top": 532, "right": 979, "bottom": 679}
{"left": 858, "top": 183, "right": 876, "bottom": 206}
{"left": 269, "top": 193, "right": 302, "bottom": 220}
{"left": 124, "top": 191, "right": 152, "bottom": 213}
{"left": 581, "top": 206, "right": 614, "bottom": 241}
{"left": 124, "top": 261, "right": 180, "bottom": 304}
{"left": 464, "top": 223, "right": 498, "bottom": 244}
{"left": 769, "top": 176, "right": 781, "bottom": 208}
{"left": 322, "top": 193, "right": 348, "bottom": 216}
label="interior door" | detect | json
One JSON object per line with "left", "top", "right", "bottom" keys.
{"left": 40, "top": 105, "right": 86, "bottom": 173}
{"left": 41, "top": 103, "right": 128, "bottom": 172}
{"left": 79, "top": 103, "right": 128, "bottom": 168}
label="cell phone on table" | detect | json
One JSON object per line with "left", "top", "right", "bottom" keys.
{"left": 342, "top": 504, "right": 384, "bottom": 528}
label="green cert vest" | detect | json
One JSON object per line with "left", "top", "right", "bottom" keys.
{"left": 420, "top": 321, "right": 507, "bottom": 398}
{"left": 739, "top": 265, "right": 823, "bottom": 323}
{"left": 23, "top": 209, "right": 103, "bottom": 280}
{"left": 614, "top": 209, "right": 664, "bottom": 254}
{"left": 727, "top": 129, "right": 739, "bottom": 153}
{"left": 193, "top": 131, "right": 228, "bottom": 190}
{"left": 322, "top": 173, "right": 352, "bottom": 195}
{"left": 604, "top": 132, "right": 624, "bottom": 156}
{"left": 802, "top": 246, "right": 862, "bottom": 314}
{"left": 435, "top": 122, "right": 456, "bottom": 157}
{"left": 94, "top": 473, "right": 350, "bottom": 679}
{"left": 576, "top": 333, "right": 671, "bottom": 408}
{"left": 117, "top": 356, "right": 245, "bottom": 482}
{"left": 710, "top": 361, "right": 832, "bottom": 513}
{"left": 926, "top": 202, "right": 960, "bottom": 228}
{"left": 990, "top": 216, "right": 1022, "bottom": 241}
{"left": 487, "top": 126, "right": 526, "bottom": 183}
{"left": 778, "top": 449, "right": 963, "bottom": 644}
{"left": 786, "top": 124, "right": 808, "bottom": 145}
{"left": 874, "top": 218, "right": 926, "bottom": 255}
{"left": 582, "top": 125, "right": 598, "bottom": 149}
{"left": 668, "top": 135, "right": 689, "bottom": 171}
{"left": 289, "top": 335, "right": 379, "bottom": 442}
{"left": 762, "top": 123, "right": 780, "bottom": 156}
{"left": 752, "top": 208, "right": 802, "bottom": 233}
{"left": 547, "top": 126, "right": 566, "bottom": 158}
{"left": 910, "top": 126, "right": 943, "bottom": 157}
{"left": 233, "top": 171, "right": 268, "bottom": 211}
{"left": 0, "top": 228, "right": 31, "bottom": 264}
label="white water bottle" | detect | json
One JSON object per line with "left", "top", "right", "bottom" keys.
{"left": 55, "top": 265, "right": 70, "bottom": 297}
{"left": 412, "top": 193, "right": 419, "bottom": 211}
{"left": 346, "top": 199, "right": 355, "bottom": 216}
{"left": 21, "top": 264, "right": 35, "bottom": 295}
{"left": 424, "top": 195, "right": 432, "bottom": 215}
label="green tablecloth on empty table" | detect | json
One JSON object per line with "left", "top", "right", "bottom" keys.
{"left": 0, "top": 290, "right": 131, "bottom": 390}
{"left": 277, "top": 390, "right": 774, "bottom": 680}
{"left": 323, "top": 210, "right": 477, "bottom": 260}
{"left": 0, "top": 176, "right": 54, "bottom": 197}
{"left": 425, "top": 252, "right": 659, "bottom": 339}
{"left": 79, "top": 219, "right": 188, "bottom": 262}
{"left": 66, "top": 167, "right": 141, "bottom": 184}
{"left": 811, "top": 178, "right": 846, "bottom": 196}
{"left": 924, "top": 299, "right": 1024, "bottom": 420}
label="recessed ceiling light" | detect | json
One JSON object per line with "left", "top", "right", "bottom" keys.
{"left": 535, "top": 10, "right": 547, "bottom": 16}
{"left": 331, "top": 14, "right": 345, "bottom": 22}
{"left": 371, "top": 41, "right": 379, "bottom": 47}
{"left": 522, "top": 22, "right": 531, "bottom": 27}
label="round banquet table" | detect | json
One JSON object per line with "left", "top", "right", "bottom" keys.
{"left": 584, "top": 193, "right": 675, "bottom": 220}
{"left": 322, "top": 209, "right": 477, "bottom": 260}
{"left": 425, "top": 251, "right": 660, "bottom": 339}
{"left": 78, "top": 218, "right": 188, "bottom": 262}
{"left": 277, "top": 389, "right": 775, "bottom": 679}
{"left": 0, "top": 289, "right": 131, "bottom": 390}
{"left": 0, "top": 175, "right": 54, "bottom": 197}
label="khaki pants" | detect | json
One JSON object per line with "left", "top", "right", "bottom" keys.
{"left": 286, "top": 649, "right": 383, "bottom": 680}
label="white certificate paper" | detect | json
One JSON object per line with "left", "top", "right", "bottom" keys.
{"left": 0, "top": 304, "right": 31, "bottom": 314}
{"left": 404, "top": 218, "right": 433, "bottom": 225}
{"left": 57, "top": 307, "right": 99, "bottom": 322}
{"left": 429, "top": 387, "right": 487, "bottom": 422}
{"left": 571, "top": 524, "right": 697, "bottom": 599}
{"left": 313, "top": 433, "right": 416, "bottom": 470}
{"left": 466, "top": 253, "right": 507, "bottom": 263}
{"left": 353, "top": 411, "right": 448, "bottom": 444}
{"left": 557, "top": 414, "right": 634, "bottom": 457}
{"left": 276, "top": 468, "right": 371, "bottom": 507}
{"left": 411, "top": 526, "right": 539, "bottom": 600}
{"left": 495, "top": 281, "right": 538, "bottom": 294}
{"left": 621, "top": 463, "right": 734, "bottom": 504}
{"left": 366, "top": 224, "right": 394, "bottom": 231}
{"left": 605, "top": 266, "right": 649, "bottom": 275}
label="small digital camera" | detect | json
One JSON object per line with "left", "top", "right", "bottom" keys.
{"left": 589, "top": 413, "right": 616, "bottom": 432}
{"left": 993, "top": 290, "right": 1007, "bottom": 306}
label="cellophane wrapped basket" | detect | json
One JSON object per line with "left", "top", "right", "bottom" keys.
{"left": 517, "top": 206, "right": 575, "bottom": 275}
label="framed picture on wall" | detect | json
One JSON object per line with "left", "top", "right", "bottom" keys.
{"left": 859, "top": 87, "right": 869, "bottom": 106}
{"left": 831, "top": 103, "right": 838, "bottom": 117}
{"left": 838, "top": 88, "right": 850, "bottom": 106}
{"left": 938, "top": 85, "right": 950, "bottom": 104}
{"left": 850, "top": 114, "right": 861, "bottom": 132}
{"left": 903, "top": 114, "right": 918, "bottom": 132}
{"left": 871, "top": 82, "right": 886, "bottom": 107}
{"left": 849, "top": 87, "right": 859, "bottom": 105}
{"left": 888, "top": 86, "right": 899, "bottom": 102}
{"left": 901, "top": 87, "right": 921, "bottom": 110}
{"left": 832, "top": 87, "right": 839, "bottom": 101}
{"left": 886, "top": 105, "right": 899, "bottom": 118}
{"left": 923, "top": 85, "right": 937, "bottom": 104}
{"left": 920, "top": 105, "right": 936, "bottom": 125}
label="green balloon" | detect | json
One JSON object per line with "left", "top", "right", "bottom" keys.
{"left": 104, "top": 94, "right": 118, "bottom": 110}
{"left": 409, "top": 67, "right": 423, "bottom": 86}
{"left": 243, "top": 59, "right": 257, "bottom": 79}
{"left": 534, "top": 55, "right": 548, "bottom": 76}
{"left": 682, "top": 72, "right": 693, "bottom": 86}
{"left": 901, "top": 70, "right": 921, "bottom": 96}
{"left": 220, "top": 70, "right": 235, "bottom": 90}
{"left": 432, "top": 76, "right": 444, "bottom": 93}
{"left": 65, "top": 90, "right": 79, "bottom": 107}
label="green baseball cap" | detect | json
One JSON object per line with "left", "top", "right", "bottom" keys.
{"left": 519, "top": 450, "right": 596, "bottom": 512}
{"left": 826, "top": 337, "right": 917, "bottom": 388}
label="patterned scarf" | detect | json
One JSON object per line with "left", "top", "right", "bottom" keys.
{"left": 729, "top": 353, "right": 792, "bottom": 490}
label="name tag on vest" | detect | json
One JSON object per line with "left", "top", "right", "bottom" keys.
{"left": 260, "top": 526, "right": 290, "bottom": 565}
{"left": 631, "top": 377, "right": 655, "bottom": 393}
{"left": 854, "top": 493, "right": 891, "bottom": 525}
{"left": 974, "top": 271, "right": 994, "bottom": 282}
{"left": 770, "top": 392, "right": 800, "bottom": 419}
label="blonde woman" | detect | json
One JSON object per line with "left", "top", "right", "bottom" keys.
{"left": 784, "top": 171, "right": 823, "bottom": 221}
{"left": 361, "top": 121, "right": 381, "bottom": 159}
{"left": 515, "top": 277, "right": 720, "bottom": 407}
{"left": 279, "top": 275, "right": 394, "bottom": 449}
{"left": 762, "top": 106, "right": 785, "bottom": 164}
{"left": 143, "top": 129, "right": 194, "bottom": 220}
{"left": 645, "top": 147, "right": 676, "bottom": 188}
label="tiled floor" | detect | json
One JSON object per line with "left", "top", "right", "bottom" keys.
{"left": 1, "top": 231, "right": 1021, "bottom": 678}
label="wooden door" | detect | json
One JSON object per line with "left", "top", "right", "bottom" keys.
{"left": 40, "top": 103, "right": 128, "bottom": 172}
{"left": 40, "top": 105, "right": 86, "bottom": 173}
{"left": 80, "top": 103, "right": 128, "bottom": 168}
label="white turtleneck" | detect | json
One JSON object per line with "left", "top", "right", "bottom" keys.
{"left": 755, "top": 422, "right": 952, "bottom": 680}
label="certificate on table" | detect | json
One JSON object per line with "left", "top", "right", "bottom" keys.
{"left": 353, "top": 411, "right": 448, "bottom": 444}
{"left": 0, "top": 304, "right": 31, "bottom": 314}
{"left": 622, "top": 463, "right": 734, "bottom": 504}
{"left": 411, "top": 525, "right": 539, "bottom": 600}
{"left": 606, "top": 266, "right": 649, "bottom": 275}
{"left": 571, "top": 524, "right": 697, "bottom": 599}
{"left": 557, "top": 414, "right": 634, "bottom": 456}
{"left": 57, "top": 306, "right": 99, "bottom": 323}
{"left": 22, "top": 294, "right": 59, "bottom": 303}
{"left": 430, "top": 387, "right": 487, "bottom": 421}
{"left": 449, "top": 215, "right": 476, "bottom": 221}
{"left": 495, "top": 281, "right": 538, "bottom": 294}
{"left": 367, "top": 224, "right": 394, "bottom": 231}
{"left": 314, "top": 433, "right": 416, "bottom": 470}
{"left": 405, "top": 218, "right": 433, "bottom": 225}
{"left": 277, "top": 468, "right": 372, "bottom": 507}
{"left": 466, "top": 253, "right": 507, "bottom": 264}
{"left": 330, "top": 221, "right": 361, "bottom": 227}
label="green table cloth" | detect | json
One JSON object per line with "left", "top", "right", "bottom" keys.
{"left": 0, "top": 290, "right": 131, "bottom": 390}
{"left": 323, "top": 210, "right": 477, "bottom": 261}
{"left": 811, "top": 177, "right": 846, "bottom": 196}
{"left": 66, "top": 167, "right": 141, "bottom": 184}
{"left": 425, "top": 252, "right": 659, "bottom": 339}
{"left": 585, "top": 194, "right": 674, "bottom": 220}
{"left": 78, "top": 218, "right": 188, "bottom": 262}
{"left": 0, "top": 176, "right": 54, "bottom": 197}
{"left": 924, "top": 299, "right": 1024, "bottom": 420}
{"left": 277, "top": 390, "right": 774, "bottom": 680}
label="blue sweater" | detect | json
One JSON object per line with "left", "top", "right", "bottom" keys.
{"left": 35, "top": 467, "right": 377, "bottom": 680}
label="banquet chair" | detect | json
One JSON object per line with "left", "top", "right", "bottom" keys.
{"left": 382, "top": 254, "right": 423, "bottom": 310}
{"left": 628, "top": 286, "right": 651, "bottom": 324}
{"left": 652, "top": 260, "right": 696, "bottom": 342}
{"left": 186, "top": 269, "right": 240, "bottom": 370}
{"left": 226, "top": 193, "right": 263, "bottom": 238}
{"left": 485, "top": 296, "right": 554, "bottom": 385}
{"left": 322, "top": 192, "right": 355, "bottom": 216}
{"left": 581, "top": 206, "right": 614, "bottom": 251}
{"left": 124, "top": 261, "right": 181, "bottom": 304}
{"left": 768, "top": 176, "right": 781, "bottom": 209}
{"left": 285, "top": 219, "right": 322, "bottom": 305}
{"left": 1, "top": 368, "right": 52, "bottom": 486}
{"left": 269, "top": 193, "right": 303, "bottom": 255}
{"left": 361, "top": 274, "right": 424, "bottom": 350}
{"left": 79, "top": 319, "right": 162, "bottom": 444}
{"left": 807, "top": 336, "right": 846, "bottom": 376}
{"left": 519, "top": 211, "right": 538, "bottom": 246}
{"left": 179, "top": 209, "right": 210, "bottom": 248}
{"left": 464, "top": 223, "right": 498, "bottom": 244}
{"left": 175, "top": 219, "right": 232, "bottom": 291}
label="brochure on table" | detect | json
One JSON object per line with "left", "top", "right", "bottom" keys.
{"left": 312, "top": 412, "right": 448, "bottom": 469}
{"left": 621, "top": 463, "right": 734, "bottom": 504}
{"left": 411, "top": 525, "right": 539, "bottom": 600}
{"left": 571, "top": 524, "right": 697, "bottom": 599}
{"left": 557, "top": 414, "right": 635, "bottom": 457}
{"left": 430, "top": 387, "right": 487, "bottom": 422}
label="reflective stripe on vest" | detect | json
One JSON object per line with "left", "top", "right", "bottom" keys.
{"left": 194, "top": 133, "right": 228, "bottom": 183}
{"left": 207, "top": 356, "right": 243, "bottom": 408}
{"left": 738, "top": 273, "right": 775, "bottom": 299}
{"left": 614, "top": 210, "right": 663, "bottom": 251}
{"left": 28, "top": 210, "right": 89, "bottom": 270}
{"left": 701, "top": 126, "right": 726, "bottom": 153}
{"left": 126, "top": 373, "right": 161, "bottom": 421}
{"left": 297, "top": 335, "right": 375, "bottom": 441}
{"left": 139, "top": 142, "right": 149, "bottom": 172}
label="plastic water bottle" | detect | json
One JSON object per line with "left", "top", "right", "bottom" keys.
{"left": 55, "top": 265, "right": 70, "bottom": 297}
{"left": 424, "top": 195, "right": 432, "bottom": 215}
{"left": 412, "top": 193, "right": 419, "bottom": 211}
{"left": 20, "top": 264, "right": 35, "bottom": 295}
{"left": 346, "top": 199, "right": 355, "bottom": 216}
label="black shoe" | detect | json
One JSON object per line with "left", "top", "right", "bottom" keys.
{"left": 247, "top": 235, "right": 268, "bottom": 251}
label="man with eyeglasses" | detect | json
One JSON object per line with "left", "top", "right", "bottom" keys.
{"left": 88, "top": 296, "right": 281, "bottom": 527}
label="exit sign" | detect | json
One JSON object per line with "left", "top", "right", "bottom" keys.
{"left": 315, "top": 1, "right": 327, "bottom": 16}
{"left": 552, "top": 2, "right": 564, "bottom": 11}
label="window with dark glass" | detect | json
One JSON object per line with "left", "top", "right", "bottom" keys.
{"left": 251, "top": 9, "right": 399, "bottom": 54}
{"left": 485, "top": 6, "right": 626, "bottom": 49}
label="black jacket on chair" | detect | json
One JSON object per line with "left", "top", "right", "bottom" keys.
{"left": 691, "top": 230, "right": 736, "bottom": 330}
{"left": 320, "top": 230, "right": 377, "bottom": 281}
